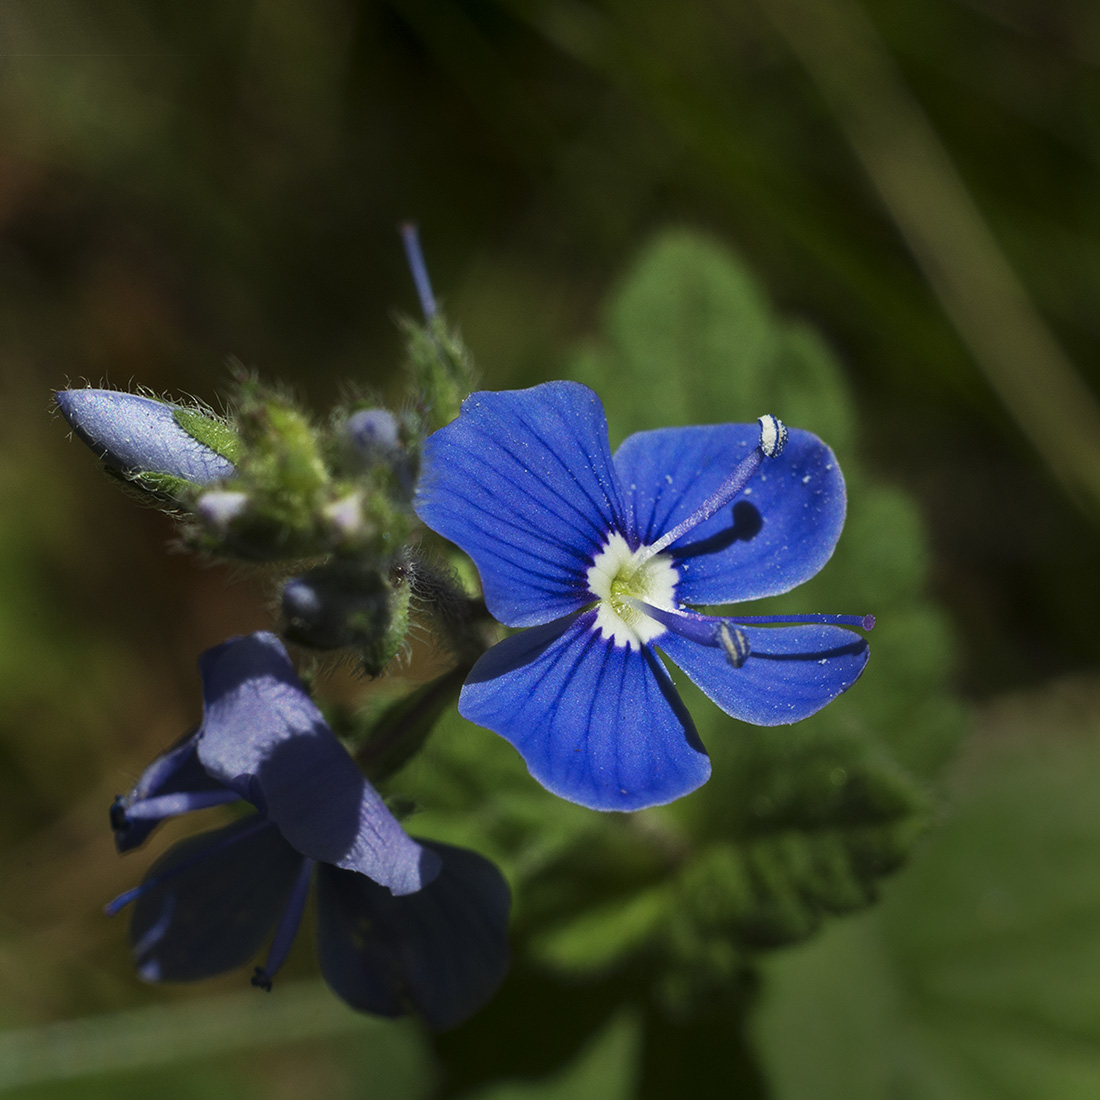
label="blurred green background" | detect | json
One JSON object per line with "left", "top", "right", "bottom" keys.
{"left": 3, "top": 0, "right": 1100, "bottom": 1096}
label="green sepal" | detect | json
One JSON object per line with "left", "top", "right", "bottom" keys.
{"left": 348, "top": 663, "right": 469, "bottom": 784}
{"left": 126, "top": 470, "right": 199, "bottom": 501}
{"left": 358, "top": 574, "right": 411, "bottom": 677}
{"left": 242, "top": 399, "right": 329, "bottom": 503}
{"left": 172, "top": 408, "right": 242, "bottom": 464}
{"left": 402, "top": 313, "right": 476, "bottom": 432}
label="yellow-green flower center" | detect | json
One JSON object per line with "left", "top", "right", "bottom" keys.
{"left": 586, "top": 532, "right": 679, "bottom": 649}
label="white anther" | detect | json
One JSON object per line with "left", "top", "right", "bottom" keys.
{"left": 757, "top": 414, "right": 788, "bottom": 458}
{"left": 716, "top": 622, "right": 750, "bottom": 668}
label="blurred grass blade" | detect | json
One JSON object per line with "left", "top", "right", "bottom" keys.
{"left": 0, "top": 981, "right": 425, "bottom": 1091}
{"left": 760, "top": 0, "right": 1100, "bottom": 521}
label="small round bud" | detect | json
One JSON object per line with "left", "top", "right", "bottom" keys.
{"left": 345, "top": 408, "right": 401, "bottom": 457}
{"left": 757, "top": 414, "right": 788, "bottom": 458}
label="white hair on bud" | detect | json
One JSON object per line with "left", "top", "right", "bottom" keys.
{"left": 757, "top": 414, "right": 788, "bottom": 458}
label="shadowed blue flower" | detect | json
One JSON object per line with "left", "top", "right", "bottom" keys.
{"left": 113, "top": 820, "right": 510, "bottom": 1030}
{"left": 111, "top": 631, "right": 437, "bottom": 894}
{"left": 55, "top": 388, "right": 235, "bottom": 482}
{"left": 106, "top": 633, "right": 510, "bottom": 1027}
{"left": 415, "top": 381, "right": 873, "bottom": 812}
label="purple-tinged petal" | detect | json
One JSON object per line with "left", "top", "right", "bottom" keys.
{"left": 197, "top": 632, "right": 440, "bottom": 895}
{"left": 460, "top": 612, "right": 710, "bottom": 811}
{"left": 125, "top": 818, "right": 304, "bottom": 982}
{"left": 613, "top": 425, "right": 846, "bottom": 604}
{"left": 55, "top": 389, "right": 235, "bottom": 483}
{"left": 657, "top": 623, "right": 869, "bottom": 726}
{"left": 415, "top": 382, "right": 626, "bottom": 628}
{"left": 112, "top": 729, "right": 229, "bottom": 853}
{"left": 316, "top": 841, "right": 510, "bottom": 1031}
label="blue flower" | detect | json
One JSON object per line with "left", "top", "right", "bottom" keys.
{"left": 414, "top": 381, "right": 873, "bottom": 812}
{"left": 109, "top": 632, "right": 510, "bottom": 1030}
{"left": 55, "top": 389, "right": 235, "bottom": 483}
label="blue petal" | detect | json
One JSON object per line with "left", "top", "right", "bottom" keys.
{"left": 460, "top": 612, "right": 710, "bottom": 811}
{"left": 55, "top": 389, "right": 235, "bottom": 483}
{"left": 613, "top": 425, "right": 846, "bottom": 603}
{"left": 657, "top": 623, "right": 870, "bottom": 726}
{"left": 316, "top": 841, "right": 511, "bottom": 1031}
{"left": 197, "top": 632, "right": 440, "bottom": 895}
{"left": 126, "top": 818, "right": 304, "bottom": 982}
{"left": 414, "top": 382, "right": 626, "bottom": 627}
{"left": 113, "top": 729, "right": 229, "bottom": 853}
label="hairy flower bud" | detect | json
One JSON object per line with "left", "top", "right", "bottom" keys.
{"left": 282, "top": 561, "right": 409, "bottom": 674}
{"left": 55, "top": 389, "right": 237, "bottom": 493}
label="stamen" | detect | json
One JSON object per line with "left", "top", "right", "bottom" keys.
{"left": 114, "top": 788, "right": 242, "bottom": 827}
{"left": 757, "top": 414, "right": 787, "bottom": 458}
{"left": 621, "top": 598, "right": 752, "bottom": 666}
{"left": 730, "top": 613, "right": 875, "bottom": 631}
{"left": 716, "top": 622, "right": 750, "bottom": 668}
{"left": 104, "top": 815, "right": 271, "bottom": 917}
{"left": 399, "top": 222, "right": 437, "bottom": 321}
{"left": 252, "top": 857, "right": 315, "bottom": 992}
{"left": 635, "top": 414, "right": 787, "bottom": 564}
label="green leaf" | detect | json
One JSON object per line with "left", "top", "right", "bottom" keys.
{"left": 456, "top": 1011, "right": 639, "bottom": 1100}
{"left": 0, "top": 981, "right": 431, "bottom": 1095}
{"left": 752, "top": 676, "right": 1100, "bottom": 1099}
{"left": 531, "top": 719, "right": 928, "bottom": 1005}
{"left": 569, "top": 229, "right": 853, "bottom": 451}
{"left": 342, "top": 664, "right": 468, "bottom": 782}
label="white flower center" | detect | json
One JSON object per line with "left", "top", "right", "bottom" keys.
{"left": 586, "top": 532, "right": 679, "bottom": 649}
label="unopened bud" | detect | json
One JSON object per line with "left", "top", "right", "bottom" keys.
{"left": 345, "top": 408, "right": 401, "bottom": 457}
{"left": 282, "top": 563, "right": 391, "bottom": 652}
{"left": 56, "top": 389, "right": 236, "bottom": 485}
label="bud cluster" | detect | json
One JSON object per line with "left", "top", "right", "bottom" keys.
{"left": 57, "top": 268, "right": 475, "bottom": 683}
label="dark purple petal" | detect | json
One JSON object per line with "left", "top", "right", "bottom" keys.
{"left": 414, "top": 382, "right": 626, "bottom": 627}
{"left": 197, "top": 632, "right": 440, "bottom": 895}
{"left": 126, "top": 818, "right": 304, "bottom": 982}
{"left": 459, "top": 612, "right": 710, "bottom": 811}
{"left": 316, "top": 841, "right": 510, "bottom": 1031}
{"left": 55, "top": 389, "right": 235, "bottom": 483}
{"left": 657, "top": 623, "right": 870, "bottom": 725}
{"left": 112, "top": 729, "right": 229, "bottom": 853}
{"left": 613, "top": 425, "right": 846, "bottom": 604}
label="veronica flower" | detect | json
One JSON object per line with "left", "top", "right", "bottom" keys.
{"left": 109, "top": 632, "right": 510, "bottom": 1029}
{"left": 414, "top": 381, "right": 873, "bottom": 812}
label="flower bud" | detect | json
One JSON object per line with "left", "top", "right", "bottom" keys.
{"left": 282, "top": 563, "right": 391, "bottom": 652}
{"left": 338, "top": 407, "right": 415, "bottom": 499}
{"left": 345, "top": 409, "right": 401, "bottom": 457}
{"left": 55, "top": 389, "right": 236, "bottom": 485}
